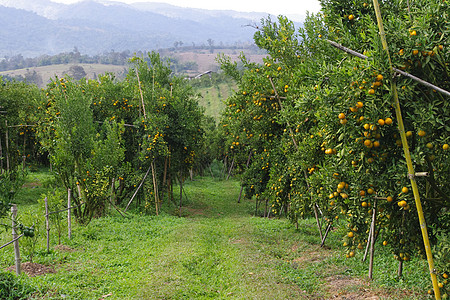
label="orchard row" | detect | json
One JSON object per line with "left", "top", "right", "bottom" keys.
{"left": 218, "top": 0, "right": 449, "bottom": 295}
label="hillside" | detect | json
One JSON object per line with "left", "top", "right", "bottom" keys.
{"left": 0, "top": 63, "right": 128, "bottom": 87}
{"left": 0, "top": 0, "right": 288, "bottom": 57}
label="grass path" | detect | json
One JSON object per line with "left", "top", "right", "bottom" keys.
{"left": 2, "top": 176, "right": 427, "bottom": 299}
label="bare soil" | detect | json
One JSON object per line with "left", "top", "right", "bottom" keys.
{"left": 6, "top": 262, "right": 55, "bottom": 277}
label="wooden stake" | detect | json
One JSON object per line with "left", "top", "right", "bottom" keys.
{"left": 179, "top": 173, "right": 183, "bottom": 217}
{"left": 398, "top": 259, "right": 404, "bottom": 277}
{"left": 226, "top": 157, "right": 235, "bottom": 180}
{"left": 363, "top": 223, "right": 372, "bottom": 263}
{"left": 5, "top": 120, "right": 10, "bottom": 172}
{"left": 11, "top": 205, "right": 21, "bottom": 275}
{"left": 135, "top": 68, "right": 147, "bottom": 118}
{"left": 368, "top": 200, "right": 377, "bottom": 280}
{"left": 151, "top": 161, "right": 159, "bottom": 215}
{"left": 68, "top": 188, "right": 72, "bottom": 239}
{"left": 0, "top": 137, "right": 3, "bottom": 173}
{"left": 125, "top": 164, "right": 152, "bottom": 212}
{"left": 320, "top": 224, "right": 332, "bottom": 247}
{"left": 313, "top": 204, "right": 323, "bottom": 242}
{"left": 45, "top": 197, "right": 50, "bottom": 252}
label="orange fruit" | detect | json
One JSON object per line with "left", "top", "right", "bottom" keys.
{"left": 356, "top": 101, "right": 363, "bottom": 108}
{"left": 443, "top": 144, "right": 449, "bottom": 150}
{"left": 338, "top": 113, "right": 346, "bottom": 119}
{"left": 426, "top": 143, "right": 433, "bottom": 149}
{"left": 406, "top": 131, "right": 413, "bottom": 137}
{"left": 402, "top": 186, "right": 409, "bottom": 193}
{"left": 384, "top": 117, "right": 393, "bottom": 125}
{"left": 349, "top": 251, "right": 355, "bottom": 257}
{"left": 412, "top": 49, "right": 419, "bottom": 55}
{"left": 387, "top": 196, "right": 393, "bottom": 202}
{"left": 364, "top": 139, "right": 373, "bottom": 147}
{"left": 443, "top": 273, "right": 449, "bottom": 279}
{"left": 340, "top": 118, "right": 348, "bottom": 125}
{"left": 410, "top": 30, "right": 417, "bottom": 36}
{"left": 373, "top": 141, "right": 380, "bottom": 148}
{"left": 348, "top": 232, "right": 354, "bottom": 238}
{"left": 363, "top": 123, "right": 370, "bottom": 130}
{"left": 348, "top": 14, "right": 354, "bottom": 20}
{"left": 418, "top": 130, "right": 426, "bottom": 137}
{"left": 377, "top": 119, "right": 385, "bottom": 126}
{"left": 362, "top": 201, "right": 368, "bottom": 207}
{"left": 376, "top": 74, "right": 383, "bottom": 81}
{"left": 398, "top": 200, "right": 407, "bottom": 207}
{"left": 383, "top": 240, "right": 388, "bottom": 246}
{"left": 367, "top": 188, "right": 374, "bottom": 195}
{"left": 368, "top": 89, "right": 375, "bottom": 95}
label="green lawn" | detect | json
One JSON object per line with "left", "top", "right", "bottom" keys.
{"left": 0, "top": 173, "right": 430, "bottom": 299}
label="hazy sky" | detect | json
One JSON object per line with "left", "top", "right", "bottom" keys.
{"left": 51, "top": 0, "right": 322, "bottom": 20}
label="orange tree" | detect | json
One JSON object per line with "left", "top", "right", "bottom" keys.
{"left": 127, "top": 53, "right": 205, "bottom": 206}
{"left": 37, "top": 52, "right": 207, "bottom": 220}
{"left": 0, "top": 78, "right": 41, "bottom": 217}
{"left": 219, "top": 0, "right": 449, "bottom": 291}
{"left": 317, "top": 0, "right": 450, "bottom": 287}
{"left": 37, "top": 77, "right": 126, "bottom": 224}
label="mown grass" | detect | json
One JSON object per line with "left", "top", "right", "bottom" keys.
{"left": 197, "top": 83, "right": 234, "bottom": 122}
{"left": 0, "top": 171, "right": 432, "bottom": 299}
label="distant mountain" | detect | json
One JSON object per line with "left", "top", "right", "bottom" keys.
{"left": 0, "top": 0, "right": 293, "bottom": 58}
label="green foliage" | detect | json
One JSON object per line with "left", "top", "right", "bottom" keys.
{"left": 17, "top": 207, "right": 41, "bottom": 263}
{"left": 0, "top": 170, "right": 26, "bottom": 220}
{"left": 0, "top": 271, "right": 33, "bottom": 300}
{"left": 218, "top": 0, "right": 449, "bottom": 292}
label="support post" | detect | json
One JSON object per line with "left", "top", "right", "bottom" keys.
{"left": 371, "top": 1, "right": 440, "bottom": 297}
{"left": 368, "top": 200, "right": 377, "bottom": 279}
{"left": 45, "top": 197, "right": 50, "bottom": 252}
{"left": 11, "top": 205, "right": 21, "bottom": 275}
{"left": 68, "top": 188, "right": 72, "bottom": 239}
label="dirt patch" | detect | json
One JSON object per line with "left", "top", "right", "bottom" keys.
{"left": 182, "top": 206, "right": 210, "bottom": 217}
{"left": 54, "top": 244, "right": 76, "bottom": 252}
{"left": 324, "top": 275, "right": 379, "bottom": 299}
{"left": 292, "top": 247, "right": 331, "bottom": 265}
{"left": 229, "top": 238, "right": 248, "bottom": 245}
{"left": 22, "top": 181, "right": 42, "bottom": 188}
{"left": 6, "top": 262, "right": 56, "bottom": 277}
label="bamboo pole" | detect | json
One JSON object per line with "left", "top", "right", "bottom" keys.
{"left": 151, "top": 161, "right": 159, "bottom": 215}
{"left": 371, "top": 1, "right": 440, "bottom": 298}
{"left": 179, "top": 173, "right": 183, "bottom": 217}
{"left": 45, "top": 197, "right": 50, "bottom": 252}
{"left": 368, "top": 200, "right": 377, "bottom": 279}
{"left": 0, "top": 138, "right": 3, "bottom": 173}
{"left": 5, "top": 120, "right": 10, "bottom": 172}
{"left": 11, "top": 205, "right": 21, "bottom": 275}
{"left": 68, "top": 189, "right": 72, "bottom": 239}
{"left": 313, "top": 204, "right": 323, "bottom": 241}
{"left": 135, "top": 68, "right": 147, "bottom": 118}
{"left": 320, "top": 224, "right": 332, "bottom": 247}
{"left": 125, "top": 164, "right": 152, "bottom": 212}
{"left": 327, "top": 40, "right": 450, "bottom": 97}
{"left": 226, "top": 157, "right": 235, "bottom": 180}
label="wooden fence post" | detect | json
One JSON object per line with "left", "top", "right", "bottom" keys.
{"left": 68, "top": 188, "right": 72, "bottom": 239}
{"left": 11, "top": 204, "right": 21, "bottom": 275}
{"left": 45, "top": 197, "right": 50, "bottom": 252}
